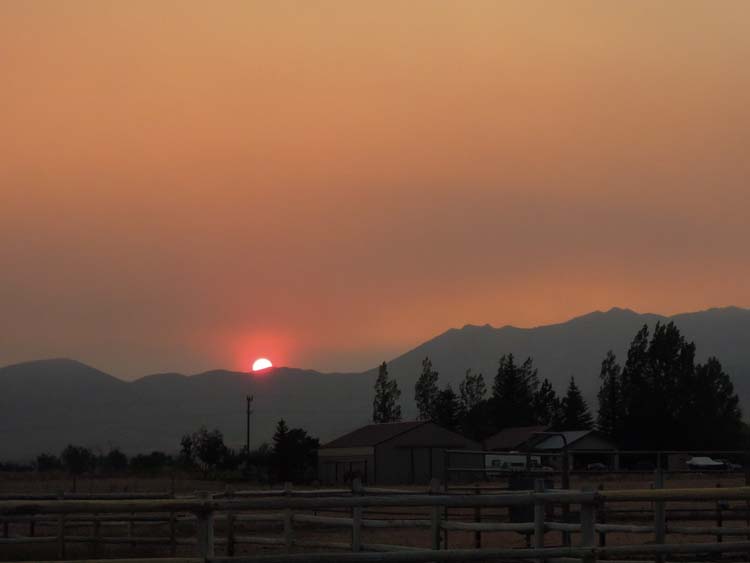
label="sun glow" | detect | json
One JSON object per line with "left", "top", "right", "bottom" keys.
{"left": 252, "top": 358, "right": 273, "bottom": 372}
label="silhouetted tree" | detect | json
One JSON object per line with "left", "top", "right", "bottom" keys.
{"left": 533, "top": 378, "right": 560, "bottom": 426}
{"left": 35, "top": 453, "right": 62, "bottom": 472}
{"left": 459, "top": 399, "right": 497, "bottom": 441}
{"left": 557, "top": 377, "right": 593, "bottom": 430}
{"left": 599, "top": 322, "right": 743, "bottom": 449}
{"left": 272, "top": 419, "right": 319, "bottom": 483}
{"left": 180, "top": 426, "right": 229, "bottom": 477}
{"left": 61, "top": 445, "right": 95, "bottom": 491}
{"left": 687, "top": 357, "right": 743, "bottom": 449}
{"left": 597, "top": 351, "right": 622, "bottom": 440}
{"left": 372, "top": 362, "right": 402, "bottom": 423}
{"left": 459, "top": 369, "right": 486, "bottom": 413}
{"left": 100, "top": 447, "right": 128, "bottom": 473}
{"left": 130, "top": 451, "right": 173, "bottom": 475}
{"left": 619, "top": 324, "right": 656, "bottom": 447}
{"left": 246, "top": 443, "right": 273, "bottom": 482}
{"left": 415, "top": 357, "right": 439, "bottom": 420}
{"left": 492, "top": 354, "right": 539, "bottom": 429}
{"left": 433, "top": 384, "right": 461, "bottom": 431}
{"left": 61, "top": 445, "right": 95, "bottom": 475}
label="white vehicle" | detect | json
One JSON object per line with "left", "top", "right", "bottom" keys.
{"left": 485, "top": 453, "right": 543, "bottom": 473}
{"left": 686, "top": 456, "right": 726, "bottom": 471}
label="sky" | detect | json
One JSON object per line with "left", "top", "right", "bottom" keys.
{"left": 1, "top": 1, "right": 749, "bottom": 379}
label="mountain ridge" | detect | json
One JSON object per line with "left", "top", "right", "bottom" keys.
{"left": 1, "top": 306, "right": 749, "bottom": 460}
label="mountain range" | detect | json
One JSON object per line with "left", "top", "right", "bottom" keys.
{"left": 2, "top": 306, "right": 749, "bottom": 460}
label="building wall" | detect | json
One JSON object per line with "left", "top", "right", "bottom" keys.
{"left": 374, "top": 423, "right": 481, "bottom": 484}
{"left": 374, "top": 442, "right": 413, "bottom": 484}
{"left": 540, "top": 434, "right": 619, "bottom": 470}
{"left": 318, "top": 447, "right": 375, "bottom": 484}
{"left": 568, "top": 434, "right": 617, "bottom": 451}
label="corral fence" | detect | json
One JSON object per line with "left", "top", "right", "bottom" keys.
{"left": 5, "top": 480, "right": 750, "bottom": 562}
{"left": 445, "top": 447, "right": 750, "bottom": 549}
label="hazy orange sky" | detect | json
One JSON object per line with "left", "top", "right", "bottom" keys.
{"left": 2, "top": 2, "right": 749, "bottom": 379}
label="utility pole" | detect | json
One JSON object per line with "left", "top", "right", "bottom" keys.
{"left": 246, "top": 395, "right": 254, "bottom": 461}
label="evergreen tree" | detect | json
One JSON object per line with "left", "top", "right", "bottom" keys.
{"left": 686, "top": 357, "right": 742, "bottom": 449}
{"left": 372, "top": 362, "right": 402, "bottom": 423}
{"left": 601, "top": 322, "right": 743, "bottom": 450}
{"left": 457, "top": 369, "right": 494, "bottom": 440}
{"left": 433, "top": 384, "right": 461, "bottom": 431}
{"left": 558, "top": 376, "right": 593, "bottom": 430}
{"left": 492, "top": 354, "right": 539, "bottom": 429}
{"left": 272, "top": 419, "right": 319, "bottom": 483}
{"left": 415, "top": 357, "right": 440, "bottom": 420}
{"left": 533, "top": 378, "right": 560, "bottom": 426}
{"left": 621, "top": 323, "right": 695, "bottom": 449}
{"left": 459, "top": 369, "right": 486, "bottom": 413}
{"left": 618, "top": 324, "right": 651, "bottom": 446}
{"left": 597, "top": 350, "right": 622, "bottom": 440}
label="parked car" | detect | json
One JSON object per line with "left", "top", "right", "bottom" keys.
{"left": 686, "top": 457, "right": 726, "bottom": 471}
{"left": 716, "top": 459, "right": 742, "bottom": 471}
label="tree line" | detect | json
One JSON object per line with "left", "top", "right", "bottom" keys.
{"left": 20, "top": 419, "right": 320, "bottom": 485}
{"left": 373, "top": 322, "right": 745, "bottom": 449}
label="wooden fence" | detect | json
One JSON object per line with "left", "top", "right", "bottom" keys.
{"left": 4, "top": 482, "right": 750, "bottom": 562}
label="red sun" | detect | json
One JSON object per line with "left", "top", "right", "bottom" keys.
{"left": 252, "top": 358, "right": 273, "bottom": 372}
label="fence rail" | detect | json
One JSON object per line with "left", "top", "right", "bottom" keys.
{"left": 4, "top": 482, "right": 750, "bottom": 562}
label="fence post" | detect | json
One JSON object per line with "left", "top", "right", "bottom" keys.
{"left": 283, "top": 481, "right": 294, "bottom": 553}
{"left": 226, "top": 485, "right": 236, "bottom": 557}
{"left": 92, "top": 513, "right": 101, "bottom": 557}
{"left": 430, "top": 478, "right": 442, "bottom": 550}
{"left": 534, "top": 479, "right": 546, "bottom": 563}
{"left": 351, "top": 478, "right": 363, "bottom": 552}
{"left": 169, "top": 510, "right": 177, "bottom": 557}
{"left": 562, "top": 450, "right": 571, "bottom": 547}
{"left": 474, "top": 484, "right": 482, "bottom": 548}
{"left": 443, "top": 451, "right": 450, "bottom": 549}
{"left": 57, "top": 493, "right": 66, "bottom": 560}
{"left": 129, "top": 511, "right": 135, "bottom": 549}
{"left": 715, "top": 483, "right": 723, "bottom": 545}
{"left": 196, "top": 491, "right": 215, "bottom": 558}
{"left": 581, "top": 487, "right": 597, "bottom": 563}
{"left": 598, "top": 484, "right": 607, "bottom": 560}
{"left": 654, "top": 460, "right": 666, "bottom": 563}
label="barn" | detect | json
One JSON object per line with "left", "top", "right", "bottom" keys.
{"left": 532, "top": 430, "right": 619, "bottom": 469}
{"left": 318, "top": 421, "right": 481, "bottom": 485}
{"left": 483, "top": 425, "right": 548, "bottom": 451}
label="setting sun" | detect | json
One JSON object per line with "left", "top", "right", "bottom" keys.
{"left": 252, "top": 358, "right": 273, "bottom": 372}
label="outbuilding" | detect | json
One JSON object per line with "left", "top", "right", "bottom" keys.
{"left": 531, "top": 430, "right": 619, "bottom": 469}
{"left": 483, "top": 425, "right": 548, "bottom": 451}
{"left": 318, "top": 421, "right": 481, "bottom": 485}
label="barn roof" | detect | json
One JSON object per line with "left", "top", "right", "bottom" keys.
{"left": 321, "top": 421, "right": 427, "bottom": 448}
{"left": 483, "top": 425, "right": 548, "bottom": 451}
{"left": 533, "top": 430, "right": 616, "bottom": 450}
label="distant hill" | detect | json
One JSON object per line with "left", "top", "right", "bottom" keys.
{"left": 2, "top": 307, "right": 749, "bottom": 460}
